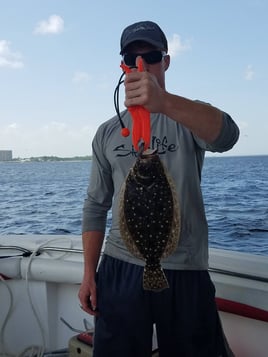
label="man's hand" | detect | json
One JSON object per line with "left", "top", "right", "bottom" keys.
{"left": 123, "top": 57, "right": 165, "bottom": 113}
{"left": 78, "top": 277, "right": 98, "bottom": 316}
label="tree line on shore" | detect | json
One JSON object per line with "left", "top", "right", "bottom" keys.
{"left": 12, "top": 155, "right": 92, "bottom": 162}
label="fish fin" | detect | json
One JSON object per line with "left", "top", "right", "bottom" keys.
{"left": 143, "top": 264, "right": 169, "bottom": 292}
{"left": 161, "top": 163, "right": 181, "bottom": 258}
{"left": 118, "top": 181, "right": 144, "bottom": 260}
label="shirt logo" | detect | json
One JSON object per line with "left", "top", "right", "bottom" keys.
{"left": 114, "top": 135, "right": 178, "bottom": 157}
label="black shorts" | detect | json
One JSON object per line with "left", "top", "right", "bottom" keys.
{"left": 93, "top": 255, "right": 233, "bottom": 357}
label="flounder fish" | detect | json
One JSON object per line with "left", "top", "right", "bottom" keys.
{"left": 119, "top": 149, "right": 180, "bottom": 291}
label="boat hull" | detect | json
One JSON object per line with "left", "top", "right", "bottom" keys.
{"left": 1, "top": 235, "right": 267, "bottom": 356}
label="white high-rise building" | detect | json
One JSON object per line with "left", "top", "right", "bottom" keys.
{"left": 0, "top": 150, "right": 12, "bottom": 161}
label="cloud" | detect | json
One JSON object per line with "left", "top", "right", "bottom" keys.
{"left": 237, "top": 120, "right": 249, "bottom": 130}
{"left": 245, "top": 65, "right": 254, "bottom": 80}
{"left": 168, "top": 34, "right": 191, "bottom": 58}
{"left": 0, "top": 122, "right": 95, "bottom": 157}
{"left": 44, "top": 121, "right": 67, "bottom": 132}
{"left": 72, "top": 71, "right": 91, "bottom": 84}
{"left": 0, "top": 40, "right": 24, "bottom": 69}
{"left": 34, "top": 15, "right": 64, "bottom": 35}
{"left": 7, "top": 123, "right": 19, "bottom": 130}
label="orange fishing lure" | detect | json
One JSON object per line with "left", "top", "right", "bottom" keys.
{"left": 121, "top": 58, "right": 151, "bottom": 152}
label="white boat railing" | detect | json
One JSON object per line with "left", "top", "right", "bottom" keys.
{"left": 208, "top": 266, "right": 268, "bottom": 283}
{"left": 1, "top": 244, "right": 268, "bottom": 283}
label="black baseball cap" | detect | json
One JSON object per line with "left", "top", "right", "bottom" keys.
{"left": 120, "top": 21, "right": 168, "bottom": 54}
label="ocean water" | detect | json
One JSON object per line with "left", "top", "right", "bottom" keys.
{"left": 202, "top": 155, "right": 268, "bottom": 255}
{"left": 0, "top": 155, "right": 267, "bottom": 255}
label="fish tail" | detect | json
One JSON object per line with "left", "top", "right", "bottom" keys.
{"left": 143, "top": 263, "right": 169, "bottom": 292}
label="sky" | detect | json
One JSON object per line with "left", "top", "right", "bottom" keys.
{"left": 0, "top": 0, "right": 267, "bottom": 158}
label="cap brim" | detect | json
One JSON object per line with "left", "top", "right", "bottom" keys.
{"left": 120, "top": 37, "right": 166, "bottom": 54}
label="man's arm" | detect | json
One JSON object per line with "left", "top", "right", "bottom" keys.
{"left": 124, "top": 70, "right": 223, "bottom": 144}
{"left": 161, "top": 93, "right": 223, "bottom": 143}
{"left": 78, "top": 230, "right": 104, "bottom": 316}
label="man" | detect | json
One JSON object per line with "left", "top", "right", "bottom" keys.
{"left": 79, "top": 20, "right": 239, "bottom": 356}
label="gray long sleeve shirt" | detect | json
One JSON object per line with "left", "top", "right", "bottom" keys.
{"left": 82, "top": 109, "right": 239, "bottom": 270}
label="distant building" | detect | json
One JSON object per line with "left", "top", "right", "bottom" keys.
{"left": 0, "top": 150, "right": 12, "bottom": 161}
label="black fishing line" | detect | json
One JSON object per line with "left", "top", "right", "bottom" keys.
{"left": 113, "top": 71, "right": 130, "bottom": 137}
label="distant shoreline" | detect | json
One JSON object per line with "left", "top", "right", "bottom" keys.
{"left": 0, "top": 154, "right": 267, "bottom": 163}
{"left": 6, "top": 155, "right": 92, "bottom": 163}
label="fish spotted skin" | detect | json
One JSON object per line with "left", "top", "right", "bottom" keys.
{"left": 119, "top": 149, "right": 180, "bottom": 291}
